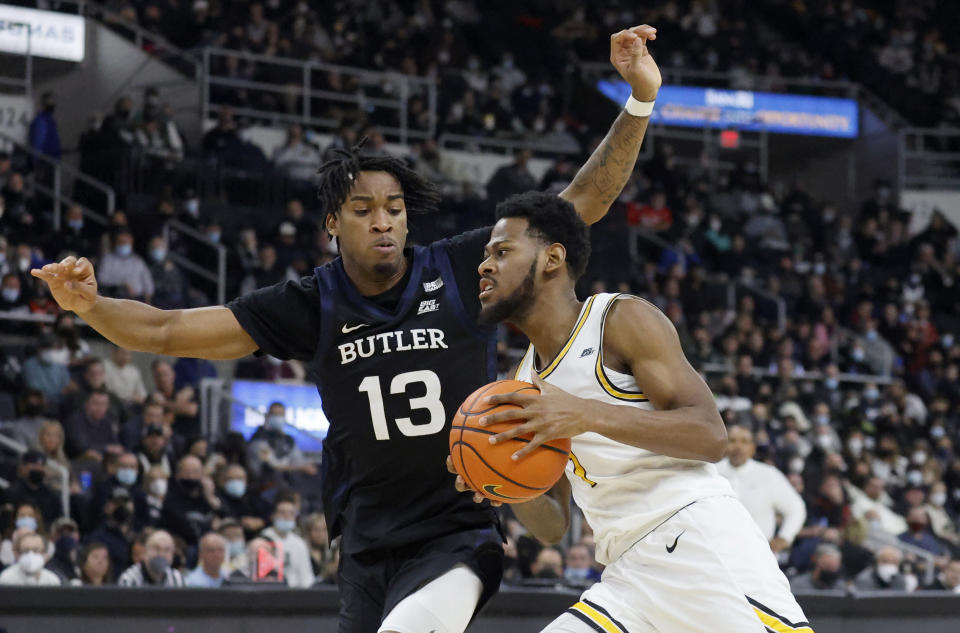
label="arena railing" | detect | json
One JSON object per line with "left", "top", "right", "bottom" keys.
{"left": 0, "top": 433, "right": 71, "bottom": 520}
{"left": 201, "top": 48, "right": 438, "bottom": 145}
{"left": 864, "top": 523, "right": 936, "bottom": 587}
{"left": 161, "top": 219, "right": 227, "bottom": 307}
{"left": 898, "top": 128, "right": 960, "bottom": 191}
{"left": 0, "top": 129, "right": 115, "bottom": 230}
{"left": 39, "top": 0, "right": 202, "bottom": 78}
{"left": 437, "top": 133, "right": 584, "bottom": 157}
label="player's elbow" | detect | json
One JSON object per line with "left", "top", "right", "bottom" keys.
{"left": 701, "top": 418, "right": 728, "bottom": 463}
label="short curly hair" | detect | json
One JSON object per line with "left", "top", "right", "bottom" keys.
{"left": 495, "top": 191, "right": 591, "bottom": 280}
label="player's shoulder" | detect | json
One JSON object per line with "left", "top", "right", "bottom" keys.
{"left": 601, "top": 293, "right": 679, "bottom": 357}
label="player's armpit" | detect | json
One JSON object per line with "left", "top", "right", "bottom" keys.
{"left": 592, "top": 297, "right": 727, "bottom": 462}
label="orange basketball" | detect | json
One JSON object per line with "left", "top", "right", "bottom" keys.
{"left": 449, "top": 379, "right": 571, "bottom": 503}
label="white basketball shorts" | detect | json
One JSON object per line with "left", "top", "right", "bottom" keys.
{"left": 542, "top": 495, "right": 813, "bottom": 633}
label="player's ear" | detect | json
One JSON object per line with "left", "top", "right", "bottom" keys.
{"left": 543, "top": 243, "right": 567, "bottom": 274}
{"left": 325, "top": 212, "right": 339, "bottom": 237}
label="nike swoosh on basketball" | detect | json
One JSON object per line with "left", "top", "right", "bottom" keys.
{"left": 341, "top": 323, "right": 369, "bottom": 334}
{"left": 666, "top": 530, "right": 685, "bottom": 554}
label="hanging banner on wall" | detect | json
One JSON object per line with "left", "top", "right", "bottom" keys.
{"left": 0, "top": 5, "right": 85, "bottom": 62}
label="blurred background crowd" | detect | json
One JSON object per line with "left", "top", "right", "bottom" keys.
{"left": 0, "top": 0, "right": 959, "bottom": 595}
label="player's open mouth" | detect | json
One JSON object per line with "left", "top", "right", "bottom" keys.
{"left": 372, "top": 241, "right": 396, "bottom": 254}
{"left": 479, "top": 278, "right": 495, "bottom": 300}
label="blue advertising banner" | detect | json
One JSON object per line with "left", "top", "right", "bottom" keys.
{"left": 230, "top": 380, "right": 329, "bottom": 452}
{"left": 597, "top": 80, "right": 859, "bottom": 138}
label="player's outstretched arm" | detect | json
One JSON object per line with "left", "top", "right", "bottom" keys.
{"left": 31, "top": 256, "right": 258, "bottom": 360}
{"left": 559, "top": 25, "right": 661, "bottom": 225}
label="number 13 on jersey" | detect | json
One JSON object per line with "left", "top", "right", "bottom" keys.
{"left": 358, "top": 370, "right": 446, "bottom": 440}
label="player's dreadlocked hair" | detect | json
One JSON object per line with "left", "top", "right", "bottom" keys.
{"left": 316, "top": 137, "right": 441, "bottom": 224}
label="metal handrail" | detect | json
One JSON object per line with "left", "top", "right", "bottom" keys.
{"left": 202, "top": 47, "right": 438, "bottom": 144}
{"left": 199, "top": 378, "right": 268, "bottom": 442}
{"left": 864, "top": 525, "right": 936, "bottom": 587}
{"left": 0, "top": 434, "right": 70, "bottom": 520}
{"left": 162, "top": 219, "right": 226, "bottom": 306}
{"left": 700, "top": 362, "right": 894, "bottom": 385}
{"left": 0, "top": 129, "right": 116, "bottom": 229}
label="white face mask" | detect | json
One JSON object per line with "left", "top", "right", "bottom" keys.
{"left": 876, "top": 563, "right": 899, "bottom": 582}
{"left": 150, "top": 479, "right": 168, "bottom": 497}
{"left": 18, "top": 551, "right": 45, "bottom": 575}
{"left": 930, "top": 492, "right": 947, "bottom": 507}
{"left": 912, "top": 450, "right": 928, "bottom": 465}
{"left": 40, "top": 348, "right": 70, "bottom": 365}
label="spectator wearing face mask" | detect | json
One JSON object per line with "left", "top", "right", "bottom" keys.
{"left": 899, "top": 507, "right": 948, "bottom": 556}
{"left": 0, "top": 502, "right": 49, "bottom": 567}
{"left": 137, "top": 418, "right": 174, "bottom": 477}
{"left": 22, "top": 334, "right": 73, "bottom": 411}
{"left": 925, "top": 482, "right": 959, "bottom": 547}
{"left": 161, "top": 455, "right": 218, "bottom": 548}
{"left": 847, "top": 476, "right": 908, "bottom": 535}
{"left": 135, "top": 465, "right": 169, "bottom": 530}
{"left": 86, "top": 487, "right": 136, "bottom": 572}
{"left": 118, "top": 529, "right": 185, "bottom": 586}
{"left": 563, "top": 543, "right": 601, "bottom": 586}
{"left": 216, "top": 463, "right": 268, "bottom": 538}
{"left": 5, "top": 451, "right": 63, "bottom": 526}
{"left": 246, "top": 402, "right": 316, "bottom": 481}
{"left": 218, "top": 519, "right": 248, "bottom": 574}
{"left": 528, "top": 546, "right": 564, "bottom": 581}
{"left": 185, "top": 532, "right": 228, "bottom": 588}
{"left": 790, "top": 544, "right": 845, "bottom": 591}
{"left": 97, "top": 229, "right": 154, "bottom": 303}
{"left": 45, "top": 517, "right": 81, "bottom": 583}
{"left": 0, "top": 532, "right": 61, "bottom": 586}
{"left": 854, "top": 546, "right": 908, "bottom": 591}
{"left": 260, "top": 498, "right": 313, "bottom": 588}
{"left": 103, "top": 345, "right": 147, "bottom": 406}
{"left": 91, "top": 452, "right": 142, "bottom": 520}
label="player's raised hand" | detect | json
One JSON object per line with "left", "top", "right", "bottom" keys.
{"left": 30, "top": 256, "right": 99, "bottom": 314}
{"left": 446, "top": 455, "right": 502, "bottom": 507}
{"left": 610, "top": 24, "right": 661, "bottom": 102}
{"left": 480, "top": 372, "right": 592, "bottom": 461}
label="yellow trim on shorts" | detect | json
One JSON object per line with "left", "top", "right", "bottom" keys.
{"left": 753, "top": 608, "right": 814, "bottom": 633}
{"left": 538, "top": 295, "right": 597, "bottom": 379}
{"left": 569, "top": 601, "right": 625, "bottom": 633}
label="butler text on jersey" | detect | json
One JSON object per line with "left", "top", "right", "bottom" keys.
{"left": 338, "top": 328, "right": 450, "bottom": 365}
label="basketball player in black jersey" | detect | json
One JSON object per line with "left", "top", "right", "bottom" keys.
{"left": 32, "top": 24, "right": 662, "bottom": 633}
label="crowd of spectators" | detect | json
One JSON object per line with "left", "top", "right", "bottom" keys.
{"left": 1, "top": 0, "right": 959, "bottom": 596}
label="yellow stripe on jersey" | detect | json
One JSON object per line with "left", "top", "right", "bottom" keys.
{"left": 514, "top": 345, "right": 533, "bottom": 381}
{"left": 753, "top": 608, "right": 814, "bottom": 633}
{"left": 569, "top": 601, "right": 626, "bottom": 633}
{"left": 594, "top": 294, "right": 648, "bottom": 401}
{"left": 539, "top": 295, "right": 597, "bottom": 379}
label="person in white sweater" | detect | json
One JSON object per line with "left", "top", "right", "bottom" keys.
{"left": 0, "top": 532, "right": 61, "bottom": 586}
{"left": 260, "top": 498, "right": 314, "bottom": 588}
{"left": 716, "top": 425, "right": 807, "bottom": 554}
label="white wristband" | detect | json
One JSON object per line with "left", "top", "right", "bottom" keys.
{"left": 624, "top": 95, "right": 655, "bottom": 117}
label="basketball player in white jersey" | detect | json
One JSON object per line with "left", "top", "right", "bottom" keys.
{"left": 453, "top": 191, "right": 813, "bottom": 633}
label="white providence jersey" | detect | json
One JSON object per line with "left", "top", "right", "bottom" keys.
{"left": 515, "top": 293, "right": 734, "bottom": 565}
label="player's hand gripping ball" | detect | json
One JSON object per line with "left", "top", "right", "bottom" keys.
{"left": 449, "top": 380, "right": 571, "bottom": 503}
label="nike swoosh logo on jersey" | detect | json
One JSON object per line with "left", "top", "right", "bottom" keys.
{"left": 666, "top": 530, "right": 685, "bottom": 554}
{"left": 341, "top": 323, "right": 369, "bottom": 334}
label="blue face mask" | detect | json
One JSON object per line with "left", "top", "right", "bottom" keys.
{"left": 16, "top": 516, "right": 38, "bottom": 531}
{"left": 116, "top": 467, "right": 138, "bottom": 486}
{"left": 116, "top": 244, "right": 133, "bottom": 257}
{"left": 207, "top": 232, "right": 221, "bottom": 244}
{"left": 224, "top": 479, "right": 246, "bottom": 499}
{"left": 274, "top": 518, "right": 296, "bottom": 534}
{"left": 265, "top": 415, "right": 285, "bottom": 432}
{"left": 150, "top": 249, "right": 166, "bottom": 263}
{"left": 227, "top": 539, "right": 245, "bottom": 558}
{"left": 68, "top": 219, "right": 84, "bottom": 231}
{"left": 2, "top": 288, "right": 19, "bottom": 303}
{"left": 825, "top": 377, "right": 839, "bottom": 390}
